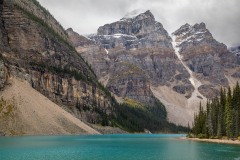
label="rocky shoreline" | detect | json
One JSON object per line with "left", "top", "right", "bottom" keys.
{"left": 0, "top": 132, "right": 5, "bottom": 137}
{"left": 184, "top": 137, "right": 240, "bottom": 145}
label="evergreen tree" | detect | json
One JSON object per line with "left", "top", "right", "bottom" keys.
{"left": 206, "top": 100, "right": 213, "bottom": 138}
{"left": 220, "top": 88, "right": 226, "bottom": 136}
{"left": 211, "top": 98, "right": 219, "bottom": 136}
{"left": 225, "top": 87, "right": 233, "bottom": 139}
{"left": 217, "top": 114, "right": 222, "bottom": 138}
{"left": 235, "top": 111, "right": 239, "bottom": 138}
{"left": 235, "top": 82, "right": 240, "bottom": 135}
{"left": 192, "top": 83, "right": 240, "bottom": 139}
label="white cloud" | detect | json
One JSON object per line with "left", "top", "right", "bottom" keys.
{"left": 38, "top": 0, "right": 240, "bottom": 47}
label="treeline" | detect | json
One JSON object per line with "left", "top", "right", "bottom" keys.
{"left": 192, "top": 82, "right": 240, "bottom": 139}
{"left": 115, "top": 97, "right": 189, "bottom": 133}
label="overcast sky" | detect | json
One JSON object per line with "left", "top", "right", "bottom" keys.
{"left": 38, "top": 0, "right": 240, "bottom": 47}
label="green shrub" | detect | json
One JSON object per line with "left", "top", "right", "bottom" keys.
{"left": 222, "top": 136, "right": 228, "bottom": 140}
{"left": 186, "top": 133, "right": 193, "bottom": 138}
{"left": 238, "top": 136, "right": 240, "bottom": 141}
{"left": 0, "top": 97, "right": 15, "bottom": 119}
{"left": 197, "top": 134, "right": 207, "bottom": 139}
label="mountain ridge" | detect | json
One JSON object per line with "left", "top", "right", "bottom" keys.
{"left": 68, "top": 10, "right": 240, "bottom": 126}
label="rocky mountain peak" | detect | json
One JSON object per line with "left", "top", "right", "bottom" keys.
{"left": 96, "top": 9, "right": 157, "bottom": 36}
{"left": 171, "top": 21, "right": 239, "bottom": 99}
{"left": 193, "top": 22, "right": 206, "bottom": 30}
{"left": 173, "top": 22, "right": 208, "bottom": 36}
{"left": 176, "top": 23, "right": 191, "bottom": 33}
{"left": 172, "top": 22, "right": 212, "bottom": 49}
{"left": 90, "top": 10, "right": 172, "bottom": 50}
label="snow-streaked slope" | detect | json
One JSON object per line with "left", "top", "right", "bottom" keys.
{"left": 105, "top": 48, "right": 109, "bottom": 54}
{"left": 172, "top": 35, "right": 203, "bottom": 95}
{"left": 171, "top": 34, "right": 206, "bottom": 119}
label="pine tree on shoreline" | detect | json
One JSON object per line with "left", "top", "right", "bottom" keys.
{"left": 191, "top": 83, "right": 240, "bottom": 139}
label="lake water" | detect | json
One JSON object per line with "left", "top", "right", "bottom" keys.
{"left": 0, "top": 134, "right": 240, "bottom": 160}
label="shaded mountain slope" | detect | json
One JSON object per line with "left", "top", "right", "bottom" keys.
{"left": 0, "top": 0, "right": 116, "bottom": 135}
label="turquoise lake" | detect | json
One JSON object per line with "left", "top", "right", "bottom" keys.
{"left": 0, "top": 134, "right": 240, "bottom": 160}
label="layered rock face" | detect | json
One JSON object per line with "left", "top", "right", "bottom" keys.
{"left": 0, "top": 0, "right": 115, "bottom": 125}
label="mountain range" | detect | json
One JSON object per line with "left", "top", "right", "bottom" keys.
{"left": 0, "top": 0, "right": 239, "bottom": 135}
{"left": 67, "top": 10, "right": 240, "bottom": 126}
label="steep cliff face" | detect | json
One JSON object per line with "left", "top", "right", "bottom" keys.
{"left": 0, "top": 0, "right": 115, "bottom": 128}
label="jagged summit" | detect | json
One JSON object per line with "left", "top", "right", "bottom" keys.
{"left": 89, "top": 10, "right": 171, "bottom": 50}
{"left": 97, "top": 9, "right": 157, "bottom": 36}
{"left": 171, "top": 21, "right": 239, "bottom": 99}
{"left": 172, "top": 22, "right": 213, "bottom": 48}
{"left": 173, "top": 22, "right": 208, "bottom": 36}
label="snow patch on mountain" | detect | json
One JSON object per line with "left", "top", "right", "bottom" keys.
{"left": 172, "top": 34, "right": 204, "bottom": 100}
{"left": 100, "top": 34, "right": 137, "bottom": 40}
{"left": 105, "top": 48, "right": 109, "bottom": 54}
